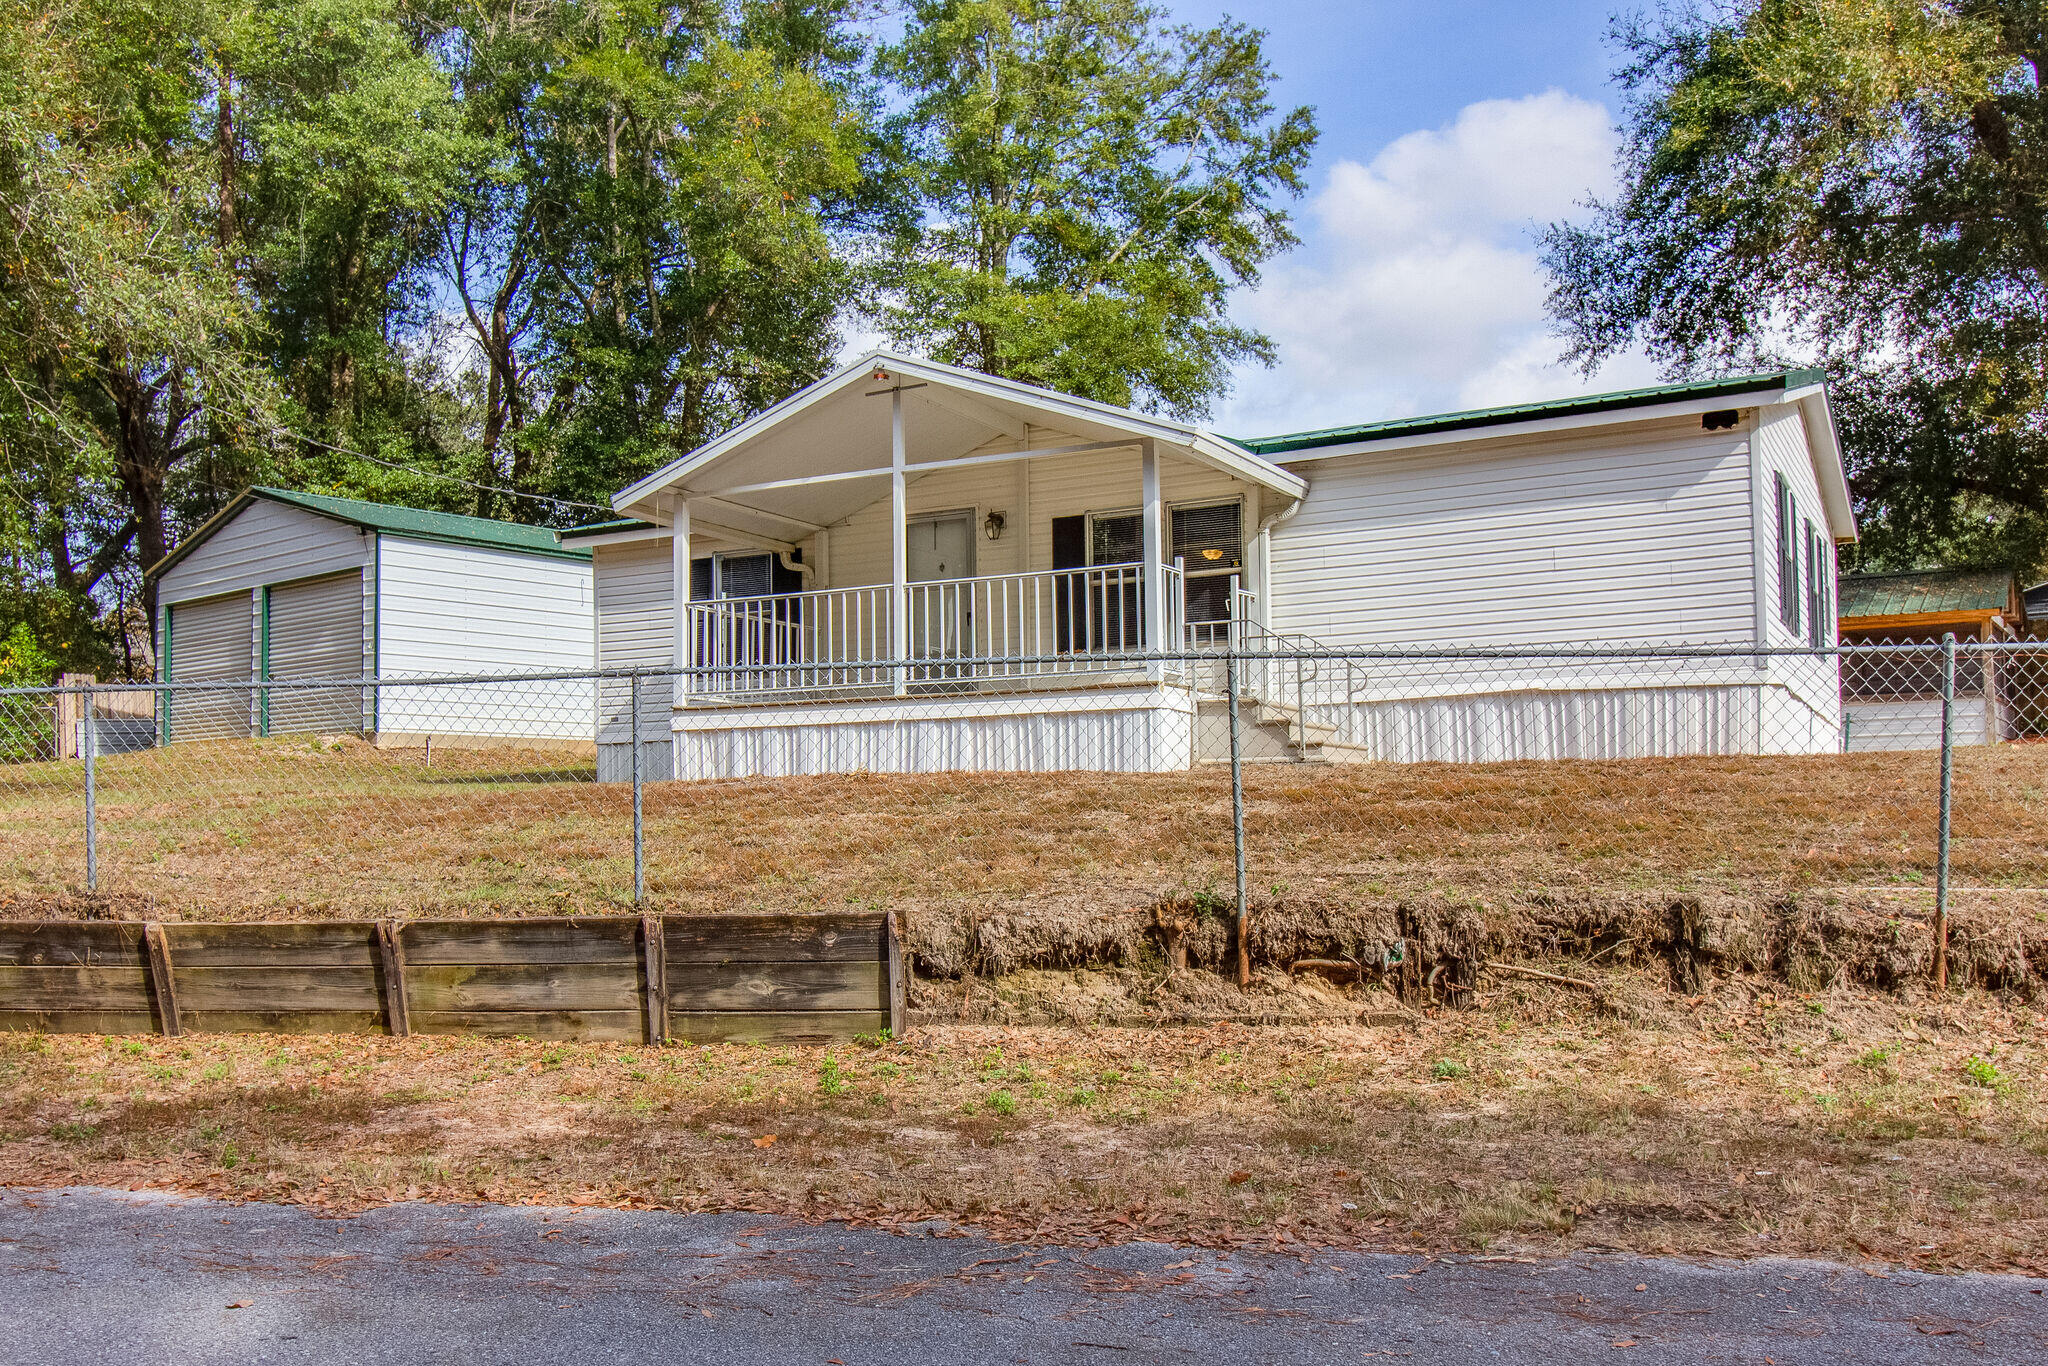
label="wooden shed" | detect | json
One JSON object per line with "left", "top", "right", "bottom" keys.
{"left": 1837, "top": 568, "right": 2026, "bottom": 750}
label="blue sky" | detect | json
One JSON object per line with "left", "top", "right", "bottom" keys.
{"left": 1155, "top": 1, "right": 1664, "bottom": 436}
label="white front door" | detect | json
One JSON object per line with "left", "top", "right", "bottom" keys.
{"left": 907, "top": 513, "right": 974, "bottom": 662}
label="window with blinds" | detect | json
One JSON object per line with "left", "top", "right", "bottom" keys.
{"left": 1172, "top": 502, "right": 1242, "bottom": 572}
{"left": 1089, "top": 513, "right": 1142, "bottom": 567}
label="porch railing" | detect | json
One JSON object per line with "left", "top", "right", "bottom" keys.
{"left": 684, "top": 561, "right": 1188, "bottom": 698}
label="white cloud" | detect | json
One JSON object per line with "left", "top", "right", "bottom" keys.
{"left": 1219, "top": 89, "right": 1659, "bottom": 438}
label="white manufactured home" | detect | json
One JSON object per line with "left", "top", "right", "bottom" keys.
{"left": 151, "top": 488, "right": 595, "bottom": 746}
{"left": 570, "top": 353, "right": 1857, "bottom": 781}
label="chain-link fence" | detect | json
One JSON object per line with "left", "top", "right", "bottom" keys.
{"left": 2, "top": 641, "right": 2039, "bottom": 990}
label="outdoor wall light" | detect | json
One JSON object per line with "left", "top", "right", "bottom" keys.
{"left": 984, "top": 511, "right": 1007, "bottom": 541}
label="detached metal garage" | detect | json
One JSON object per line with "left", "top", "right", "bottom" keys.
{"left": 152, "top": 489, "right": 594, "bottom": 745}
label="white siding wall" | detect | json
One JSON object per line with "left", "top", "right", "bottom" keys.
{"left": 1752, "top": 403, "right": 1843, "bottom": 744}
{"left": 1754, "top": 402, "right": 1832, "bottom": 648}
{"left": 157, "top": 499, "right": 371, "bottom": 608}
{"left": 1262, "top": 411, "right": 1842, "bottom": 758}
{"left": 672, "top": 687, "right": 1195, "bottom": 780}
{"left": 594, "top": 537, "right": 678, "bottom": 779}
{"left": 1267, "top": 415, "right": 1757, "bottom": 647}
{"left": 373, "top": 536, "right": 595, "bottom": 742}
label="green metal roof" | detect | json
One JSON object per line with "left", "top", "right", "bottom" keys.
{"left": 1838, "top": 569, "right": 2015, "bottom": 621}
{"left": 1237, "top": 369, "right": 1827, "bottom": 457}
{"left": 560, "top": 517, "right": 655, "bottom": 539}
{"left": 150, "top": 487, "right": 589, "bottom": 579}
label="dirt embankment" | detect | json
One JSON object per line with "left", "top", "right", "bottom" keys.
{"left": 901, "top": 888, "right": 2048, "bottom": 1025}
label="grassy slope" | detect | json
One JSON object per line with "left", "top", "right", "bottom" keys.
{"left": 3, "top": 738, "right": 2039, "bottom": 920}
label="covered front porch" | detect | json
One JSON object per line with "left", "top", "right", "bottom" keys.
{"left": 593, "top": 353, "right": 1303, "bottom": 778}
{"left": 619, "top": 354, "right": 1300, "bottom": 703}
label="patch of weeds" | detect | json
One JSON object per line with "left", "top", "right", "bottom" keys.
{"left": 1963, "top": 1056, "right": 2014, "bottom": 1096}
{"left": 218, "top": 1142, "right": 241, "bottom": 1169}
{"left": 987, "top": 1088, "right": 1018, "bottom": 1117}
{"left": 121, "top": 1041, "right": 147, "bottom": 1056}
{"left": 1065, "top": 1086, "right": 1098, "bottom": 1107}
{"left": 1430, "top": 1059, "right": 1470, "bottom": 1082}
{"left": 1858, "top": 1045, "right": 1899, "bottom": 1073}
{"left": 48, "top": 1121, "right": 99, "bottom": 1141}
{"left": 540, "top": 1048, "right": 569, "bottom": 1070}
{"left": 199, "top": 1062, "right": 229, "bottom": 1082}
{"left": 854, "top": 1029, "right": 895, "bottom": 1048}
{"left": 819, "top": 1056, "right": 852, "bottom": 1097}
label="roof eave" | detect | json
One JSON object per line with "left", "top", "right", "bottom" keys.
{"left": 611, "top": 351, "right": 1304, "bottom": 521}
{"left": 1261, "top": 384, "right": 1801, "bottom": 465}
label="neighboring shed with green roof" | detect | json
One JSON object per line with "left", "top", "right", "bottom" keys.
{"left": 1837, "top": 568, "right": 2024, "bottom": 642}
{"left": 148, "top": 487, "right": 594, "bottom": 745}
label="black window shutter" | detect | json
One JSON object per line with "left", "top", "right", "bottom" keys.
{"left": 689, "top": 556, "right": 714, "bottom": 602}
{"left": 1052, "top": 516, "right": 1085, "bottom": 651}
{"left": 1052, "top": 516, "right": 1085, "bottom": 569}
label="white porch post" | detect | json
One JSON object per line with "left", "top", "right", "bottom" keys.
{"left": 890, "top": 386, "right": 909, "bottom": 696}
{"left": 670, "top": 498, "right": 692, "bottom": 699}
{"left": 1140, "top": 438, "right": 1165, "bottom": 678}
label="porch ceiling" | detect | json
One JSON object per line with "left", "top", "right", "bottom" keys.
{"left": 612, "top": 352, "right": 1305, "bottom": 531}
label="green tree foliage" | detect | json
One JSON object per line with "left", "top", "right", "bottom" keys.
{"left": 439, "top": 0, "right": 870, "bottom": 512}
{"left": 875, "top": 0, "right": 1315, "bottom": 417}
{"left": 0, "top": 0, "right": 276, "bottom": 666}
{"left": 3, "top": 0, "right": 1311, "bottom": 669}
{"left": 1543, "top": 0, "right": 2048, "bottom": 575}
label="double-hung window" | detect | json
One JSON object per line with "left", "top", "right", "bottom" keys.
{"left": 1775, "top": 474, "right": 1800, "bottom": 633}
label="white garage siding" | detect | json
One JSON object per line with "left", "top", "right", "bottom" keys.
{"left": 372, "top": 536, "right": 595, "bottom": 744}
{"left": 164, "top": 592, "right": 257, "bottom": 742}
{"left": 594, "top": 538, "right": 678, "bottom": 781}
{"left": 157, "top": 499, "right": 372, "bottom": 605}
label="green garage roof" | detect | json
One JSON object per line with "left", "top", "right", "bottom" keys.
{"left": 1237, "top": 369, "right": 1826, "bottom": 457}
{"left": 1838, "top": 569, "right": 2016, "bottom": 622}
{"left": 150, "top": 487, "right": 590, "bottom": 579}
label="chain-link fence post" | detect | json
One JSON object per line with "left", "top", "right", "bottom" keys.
{"left": 82, "top": 682, "right": 97, "bottom": 892}
{"left": 1226, "top": 648, "right": 1250, "bottom": 986}
{"left": 1935, "top": 633, "right": 1955, "bottom": 993}
{"left": 630, "top": 670, "right": 645, "bottom": 907}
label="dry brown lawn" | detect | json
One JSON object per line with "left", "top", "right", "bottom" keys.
{"left": 3, "top": 971, "right": 2042, "bottom": 1272}
{"left": 3, "top": 737, "right": 2040, "bottom": 920}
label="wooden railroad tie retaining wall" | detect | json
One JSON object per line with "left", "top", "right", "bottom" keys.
{"left": 0, "top": 913, "right": 904, "bottom": 1045}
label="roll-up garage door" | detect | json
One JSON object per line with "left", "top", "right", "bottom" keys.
{"left": 165, "top": 593, "right": 254, "bottom": 742}
{"left": 266, "top": 571, "right": 366, "bottom": 735}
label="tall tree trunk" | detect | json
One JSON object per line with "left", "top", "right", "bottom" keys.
{"left": 104, "top": 370, "right": 172, "bottom": 649}
{"left": 216, "top": 57, "right": 238, "bottom": 255}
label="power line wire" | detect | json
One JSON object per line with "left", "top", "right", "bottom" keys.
{"left": 289, "top": 433, "right": 617, "bottom": 517}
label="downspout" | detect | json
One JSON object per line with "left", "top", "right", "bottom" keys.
{"left": 1253, "top": 493, "right": 1303, "bottom": 632}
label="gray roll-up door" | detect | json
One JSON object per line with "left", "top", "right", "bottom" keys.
{"left": 165, "top": 593, "right": 255, "bottom": 742}
{"left": 266, "top": 571, "right": 366, "bottom": 735}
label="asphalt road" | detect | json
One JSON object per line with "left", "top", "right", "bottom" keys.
{"left": 2, "top": 1187, "right": 2042, "bottom": 1364}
